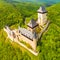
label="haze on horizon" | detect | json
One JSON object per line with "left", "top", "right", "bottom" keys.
{"left": 5, "top": 0, "right": 60, "bottom": 3}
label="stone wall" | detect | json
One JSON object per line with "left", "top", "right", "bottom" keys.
{"left": 38, "top": 20, "right": 50, "bottom": 39}
{"left": 18, "top": 34, "right": 37, "bottom": 51}
{"left": 14, "top": 40, "right": 38, "bottom": 56}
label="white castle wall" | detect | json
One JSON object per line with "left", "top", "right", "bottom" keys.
{"left": 18, "top": 34, "right": 37, "bottom": 51}
{"left": 38, "top": 13, "right": 47, "bottom": 26}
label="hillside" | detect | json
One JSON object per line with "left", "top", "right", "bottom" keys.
{"left": 0, "top": 1, "right": 22, "bottom": 29}
{"left": 0, "top": 1, "right": 39, "bottom": 29}
{"left": 2, "top": 0, "right": 60, "bottom": 6}
{"left": 0, "top": 1, "right": 60, "bottom": 60}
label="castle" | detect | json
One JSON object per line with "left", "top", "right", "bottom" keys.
{"left": 4, "top": 6, "right": 49, "bottom": 54}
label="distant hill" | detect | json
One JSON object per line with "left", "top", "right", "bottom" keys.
{"left": 13, "top": 0, "right": 60, "bottom": 3}
{"left": 2, "top": 0, "right": 60, "bottom": 3}
{"left": 3, "top": 0, "right": 60, "bottom": 6}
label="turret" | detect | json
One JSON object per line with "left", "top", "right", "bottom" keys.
{"left": 27, "top": 19, "right": 38, "bottom": 33}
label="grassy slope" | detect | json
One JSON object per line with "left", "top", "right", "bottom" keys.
{"left": 0, "top": 1, "right": 39, "bottom": 29}
{"left": 0, "top": 1, "right": 22, "bottom": 29}
{"left": 0, "top": 2, "right": 60, "bottom": 60}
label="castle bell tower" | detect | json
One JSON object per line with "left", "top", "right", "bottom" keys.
{"left": 37, "top": 6, "right": 47, "bottom": 26}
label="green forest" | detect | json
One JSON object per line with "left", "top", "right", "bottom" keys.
{"left": 0, "top": 0, "right": 60, "bottom": 60}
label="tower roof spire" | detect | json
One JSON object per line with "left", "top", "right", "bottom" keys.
{"left": 37, "top": 6, "right": 47, "bottom": 13}
{"left": 27, "top": 19, "right": 38, "bottom": 29}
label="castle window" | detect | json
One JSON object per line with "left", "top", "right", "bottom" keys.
{"left": 19, "top": 30, "right": 20, "bottom": 33}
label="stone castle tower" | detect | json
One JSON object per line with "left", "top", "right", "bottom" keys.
{"left": 27, "top": 19, "right": 38, "bottom": 33}
{"left": 37, "top": 6, "right": 47, "bottom": 26}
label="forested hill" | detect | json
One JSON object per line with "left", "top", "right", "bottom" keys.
{"left": 1, "top": 0, "right": 60, "bottom": 6}
{"left": 0, "top": 1, "right": 60, "bottom": 60}
{"left": 0, "top": 1, "right": 39, "bottom": 29}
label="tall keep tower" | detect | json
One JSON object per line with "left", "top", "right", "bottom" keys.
{"left": 37, "top": 6, "right": 47, "bottom": 26}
